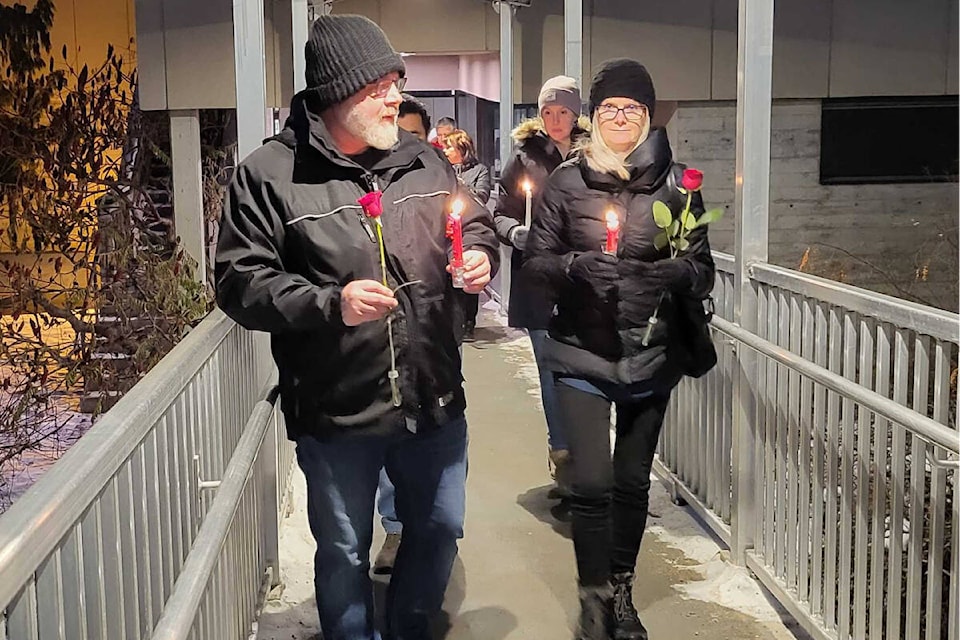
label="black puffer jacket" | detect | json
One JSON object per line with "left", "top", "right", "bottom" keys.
{"left": 494, "top": 117, "right": 589, "bottom": 329}
{"left": 523, "top": 128, "right": 714, "bottom": 388}
{"left": 215, "top": 92, "right": 499, "bottom": 440}
{"left": 455, "top": 160, "right": 491, "bottom": 205}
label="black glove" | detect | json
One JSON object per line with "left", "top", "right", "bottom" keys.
{"left": 619, "top": 258, "right": 692, "bottom": 292}
{"left": 566, "top": 251, "right": 619, "bottom": 298}
{"left": 509, "top": 225, "right": 529, "bottom": 251}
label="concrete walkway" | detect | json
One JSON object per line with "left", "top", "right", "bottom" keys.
{"left": 254, "top": 305, "right": 806, "bottom": 640}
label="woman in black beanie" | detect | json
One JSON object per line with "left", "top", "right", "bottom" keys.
{"left": 524, "top": 59, "right": 716, "bottom": 640}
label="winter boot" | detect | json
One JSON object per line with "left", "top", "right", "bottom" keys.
{"left": 574, "top": 582, "right": 613, "bottom": 640}
{"left": 373, "top": 532, "right": 402, "bottom": 575}
{"left": 611, "top": 572, "right": 648, "bottom": 640}
{"left": 548, "top": 448, "right": 573, "bottom": 499}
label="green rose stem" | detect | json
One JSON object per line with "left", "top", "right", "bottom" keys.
{"left": 642, "top": 189, "right": 692, "bottom": 347}
{"left": 375, "top": 219, "right": 402, "bottom": 407}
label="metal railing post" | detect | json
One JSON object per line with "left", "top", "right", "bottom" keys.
{"left": 730, "top": 0, "right": 774, "bottom": 564}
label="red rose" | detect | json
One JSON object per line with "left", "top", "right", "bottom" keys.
{"left": 681, "top": 168, "right": 703, "bottom": 191}
{"left": 358, "top": 191, "right": 384, "bottom": 218}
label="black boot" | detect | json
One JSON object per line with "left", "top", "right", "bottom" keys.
{"left": 611, "top": 572, "right": 648, "bottom": 640}
{"left": 575, "top": 583, "right": 612, "bottom": 640}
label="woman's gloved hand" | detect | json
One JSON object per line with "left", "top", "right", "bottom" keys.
{"left": 566, "top": 251, "right": 619, "bottom": 298}
{"left": 508, "top": 225, "right": 529, "bottom": 251}
{"left": 619, "top": 258, "right": 692, "bottom": 292}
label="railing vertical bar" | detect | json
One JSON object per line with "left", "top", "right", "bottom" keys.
{"left": 798, "top": 296, "right": 815, "bottom": 603}
{"left": 80, "top": 502, "right": 106, "bottom": 640}
{"left": 774, "top": 289, "right": 790, "bottom": 579}
{"left": 119, "top": 462, "right": 142, "bottom": 638}
{"left": 905, "top": 335, "right": 930, "bottom": 637}
{"left": 7, "top": 578, "right": 40, "bottom": 640}
{"left": 949, "top": 455, "right": 959, "bottom": 640}
{"left": 853, "top": 317, "right": 874, "bottom": 640}
{"left": 59, "top": 521, "right": 87, "bottom": 638}
{"left": 132, "top": 446, "right": 154, "bottom": 637}
{"left": 869, "top": 322, "right": 892, "bottom": 639}
{"left": 925, "top": 341, "right": 950, "bottom": 640}
{"left": 837, "top": 311, "right": 857, "bottom": 638}
{"left": 144, "top": 429, "right": 165, "bottom": 629}
{"left": 705, "top": 361, "right": 715, "bottom": 509}
{"left": 167, "top": 406, "right": 185, "bottom": 575}
{"left": 763, "top": 285, "right": 778, "bottom": 564}
{"left": 157, "top": 417, "right": 175, "bottom": 604}
{"left": 723, "top": 271, "right": 735, "bottom": 523}
{"left": 887, "top": 328, "right": 910, "bottom": 640}
{"left": 36, "top": 549, "right": 64, "bottom": 639}
{"left": 810, "top": 301, "right": 829, "bottom": 618}
{"left": 824, "top": 305, "right": 841, "bottom": 630}
{"left": 786, "top": 293, "right": 802, "bottom": 588}
{"left": 101, "top": 478, "right": 126, "bottom": 638}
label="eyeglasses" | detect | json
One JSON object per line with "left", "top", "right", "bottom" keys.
{"left": 369, "top": 76, "right": 407, "bottom": 99}
{"left": 597, "top": 103, "right": 646, "bottom": 122}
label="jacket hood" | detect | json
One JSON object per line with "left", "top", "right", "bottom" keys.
{"left": 511, "top": 115, "right": 591, "bottom": 142}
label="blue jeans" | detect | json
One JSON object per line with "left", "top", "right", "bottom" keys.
{"left": 528, "top": 329, "right": 566, "bottom": 451}
{"left": 377, "top": 467, "right": 403, "bottom": 535}
{"left": 295, "top": 416, "right": 468, "bottom": 640}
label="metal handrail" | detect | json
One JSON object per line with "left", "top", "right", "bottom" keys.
{"left": 748, "top": 262, "right": 959, "bottom": 342}
{"left": 0, "top": 309, "right": 234, "bottom": 609}
{"left": 151, "top": 381, "right": 280, "bottom": 640}
{"left": 712, "top": 315, "right": 959, "bottom": 453}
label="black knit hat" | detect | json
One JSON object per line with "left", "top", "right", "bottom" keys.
{"left": 304, "top": 14, "right": 405, "bottom": 110}
{"left": 588, "top": 58, "right": 656, "bottom": 118}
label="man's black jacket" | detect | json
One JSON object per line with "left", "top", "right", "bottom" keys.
{"left": 215, "top": 93, "right": 499, "bottom": 440}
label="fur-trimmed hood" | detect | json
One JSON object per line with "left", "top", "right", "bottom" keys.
{"left": 511, "top": 115, "right": 592, "bottom": 142}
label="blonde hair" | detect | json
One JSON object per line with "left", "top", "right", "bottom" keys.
{"left": 576, "top": 108, "right": 650, "bottom": 180}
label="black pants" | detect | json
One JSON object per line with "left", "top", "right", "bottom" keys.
{"left": 463, "top": 292, "right": 479, "bottom": 326}
{"left": 555, "top": 383, "right": 670, "bottom": 587}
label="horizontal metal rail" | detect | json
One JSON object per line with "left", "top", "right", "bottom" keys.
{"left": 0, "top": 309, "right": 234, "bottom": 610}
{"left": 150, "top": 382, "right": 280, "bottom": 640}
{"left": 749, "top": 262, "right": 959, "bottom": 342}
{"left": 711, "top": 316, "right": 958, "bottom": 453}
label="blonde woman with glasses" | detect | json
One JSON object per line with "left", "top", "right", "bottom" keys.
{"left": 524, "top": 59, "right": 716, "bottom": 640}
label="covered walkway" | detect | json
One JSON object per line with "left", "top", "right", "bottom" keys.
{"left": 255, "top": 305, "right": 805, "bottom": 640}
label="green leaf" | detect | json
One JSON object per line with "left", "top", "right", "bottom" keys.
{"left": 676, "top": 237, "right": 690, "bottom": 252}
{"left": 695, "top": 208, "right": 724, "bottom": 227}
{"left": 682, "top": 211, "right": 698, "bottom": 231}
{"left": 669, "top": 220, "right": 680, "bottom": 236}
{"left": 653, "top": 232, "right": 669, "bottom": 251}
{"left": 652, "top": 201, "right": 673, "bottom": 229}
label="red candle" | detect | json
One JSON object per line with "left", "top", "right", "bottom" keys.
{"left": 604, "top": 210, "right": 620, "bottom": 255}
{"left": 449, "top": 199, "right": 466, "bottom": 287}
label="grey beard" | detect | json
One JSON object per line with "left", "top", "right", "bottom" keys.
{"left": 345, "top": 107, "right": 398, "bottom": 151}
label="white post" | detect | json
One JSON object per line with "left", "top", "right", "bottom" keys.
{"left": 291, "top": 0, "right": 308, "bottom": 93}
{"left": 731, "top": 0, "right": 774, "bottom": 565}
{"left": 564, "top": 0, "right": 583, "bottom": 90}
{"left": 170, "top": 110, "right": 206, "bottom": 284}
{"left": 498, "top": 1, "right": 515, "bottom": 317}
{"left": 233, "top": 0, "right": 269, "bottom": 160}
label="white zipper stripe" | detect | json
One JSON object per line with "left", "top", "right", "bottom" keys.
{"left": 285, "top": 204, "right": 363, "bottom": 226}
{"left": 392, "top": 190, "right": 450, "bottom": 205}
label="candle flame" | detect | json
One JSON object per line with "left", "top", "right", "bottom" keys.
{"left": 450, "top": 198, "right": 465, "bottom": 216}
{"left": 605, "top": 210, "right": 620, "bottom": 229}
{"left": 521, "top": 179, "right": 532, "bottom": 194}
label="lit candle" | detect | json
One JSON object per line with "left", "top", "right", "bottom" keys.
{"left": 604, "top": 209, "right": 620, "bottom": 255}
{"left": 449, "top": 198, "right": 466, "bottom": 288}
{"left": 521, "top": 179, "right": 533, "bottom": 228}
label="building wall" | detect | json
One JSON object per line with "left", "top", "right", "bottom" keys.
{"left": 672, "top": 101, "right": 959, "bottom": 311}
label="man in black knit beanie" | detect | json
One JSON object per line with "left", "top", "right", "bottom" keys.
{"left": 215, "top": 14, "right": 498, "bottom": 640}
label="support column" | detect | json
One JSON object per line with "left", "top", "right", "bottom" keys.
{"left": 291, "top": 0, "right": 308, "bottom": 93}
{"left": 730, "top": 0, "right": 774, "bottom": 564}
{"left": 498, "top": 0, "right": 515, "bottom": 316}
{"left": 233, "top": 0, "right": 268, "bottom": 160}
{"left": 170, "top": 110, "right": 206, "bottom": 284}
{"left": 564, "top": 0, "right": 582, "bottom": 89}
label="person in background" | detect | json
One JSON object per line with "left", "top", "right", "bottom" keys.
{"left": 215, "top": 15, "right": 498, "bottom": 640}
{"left": 443, "top": 129, "right": 491, "bottom": 341}
{"left": 398, "top": 93, "right": 431, "bottom": 141}
{"left": 523, "top": 59, "right": 716, "bottom": 640}
{"left": 493, "top": 75, "right": 589, "bottom": 499}
{"left": 430, "top": 116, "right": 457, "bottom": 149}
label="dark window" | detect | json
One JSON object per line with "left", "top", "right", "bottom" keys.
{"left": 819, "top": 96, "right": 958, "bottom": 185}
